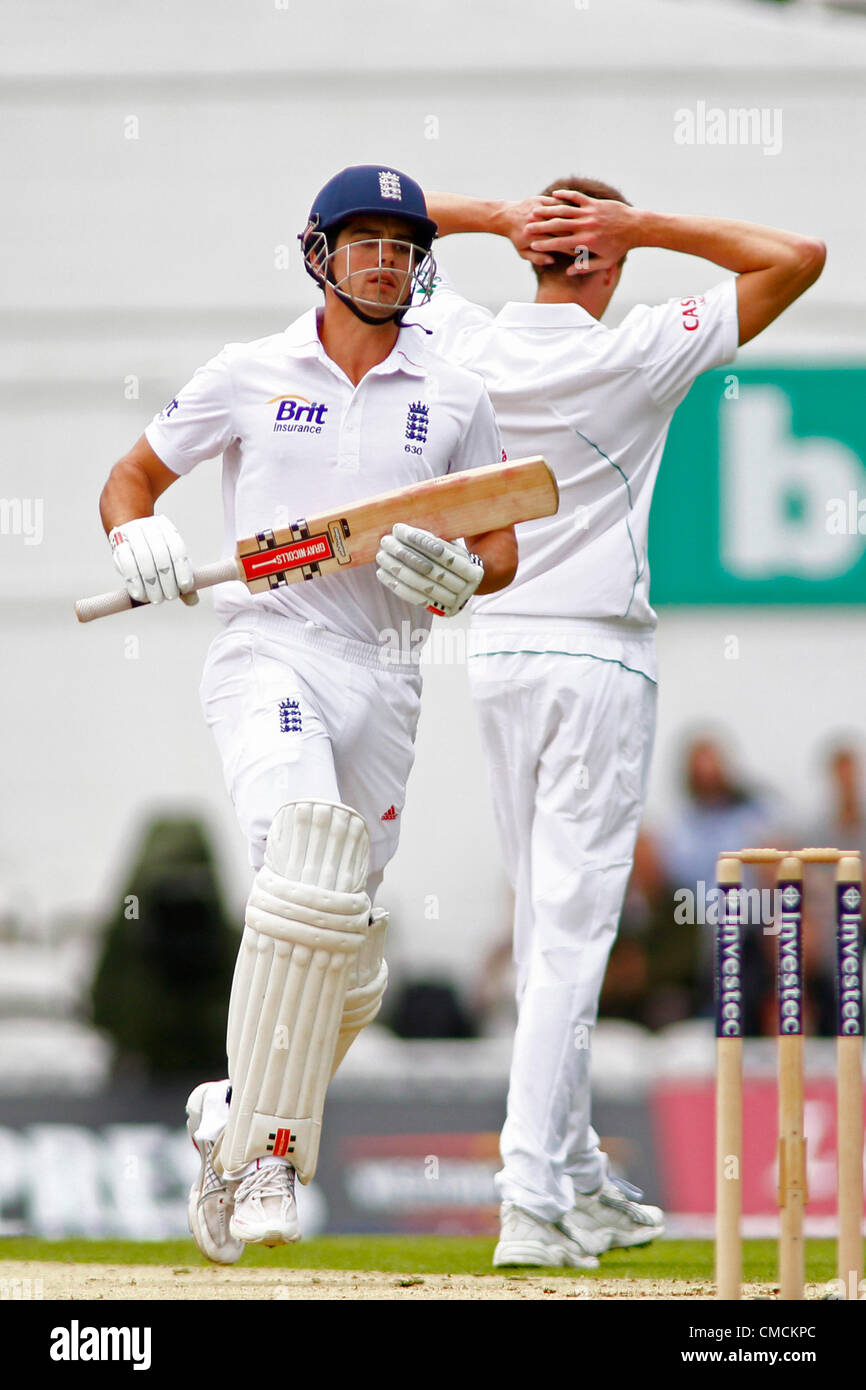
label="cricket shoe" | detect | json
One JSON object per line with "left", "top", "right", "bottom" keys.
{"left": 492, "top": 1202, "right": 604, "bottom": 1269}
{"left": 186, "top": 1082, "right": 245, "bottom": 1265}
{"left": 229, "top": 1158, "right": 301, "bottom": 1246}
{"left": 567, "top": 1177, "right": 665, "bottom": 1252}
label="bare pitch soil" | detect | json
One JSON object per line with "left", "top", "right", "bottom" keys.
{"left": 2, "top": 1260, "right": 799, "bottom": 1300}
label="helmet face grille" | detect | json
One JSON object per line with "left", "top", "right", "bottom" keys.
{"left": 300, "top": 222, "right": 437, "bottom": 323}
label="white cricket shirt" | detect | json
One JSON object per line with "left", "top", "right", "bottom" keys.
{"left": 415, "top": 271, "right": 739, "bottom": 680}
{"left": 145, "top": 308, "right": 502, "bottom": 647}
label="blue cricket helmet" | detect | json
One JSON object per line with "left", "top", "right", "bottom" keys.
{"left": 304, "top": 164, "right": 438, "bottom": 252}
{"left": 299, "top": 164, "right": 438, "bottom": 323}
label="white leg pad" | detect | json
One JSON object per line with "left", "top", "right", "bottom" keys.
{"left": 330, "top": 908, "right": 389, "bottom": 1078}
{"left": 216, "top": 801, "right": 371, "bottom": 1182}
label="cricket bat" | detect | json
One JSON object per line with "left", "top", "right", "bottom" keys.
{"left": 75, "top": 455, "right": 558, "bottom": 623}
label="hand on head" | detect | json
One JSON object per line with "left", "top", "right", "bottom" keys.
{"left": 524, "top": 188, "right": 634, "bottom": 277}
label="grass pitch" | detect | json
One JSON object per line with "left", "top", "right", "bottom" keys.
{"left": 0, "top": 1235, "right": 843, "bottom": 1284}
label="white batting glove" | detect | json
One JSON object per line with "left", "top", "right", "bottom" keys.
{"left": 376, "top": 523, "right": 484, "bottom": 617}
{"left": 109, "top": 515, "right": 198, "bottom": 606}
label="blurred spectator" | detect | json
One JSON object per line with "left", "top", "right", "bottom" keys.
{"left": 656, "top": 732, "right": 784, "bottom": 1032}
{"left": 600, "top": 829, "right": 701, "bottom": 1029}
{"left": 755, "top": 736, "right": 866, "bottom": 1038}
{"left": 807, "top": 740, "right": 866, "bottom": 861}
{"left": 658, "top": 733, "right": 781, "bottom": 892}
{"left": 91, "top": 815, "right": 239, "bottom": 1078}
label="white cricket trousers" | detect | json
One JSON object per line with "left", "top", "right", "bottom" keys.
{"left": 199, "top": 612, "right": 423, "bottom": 903}
{"left": 468, "top": 650, "right": 657, "bottom": 1220}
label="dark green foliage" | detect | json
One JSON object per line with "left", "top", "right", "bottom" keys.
{"left": 90, "top": 816, "right": 239, "bottom": 1077}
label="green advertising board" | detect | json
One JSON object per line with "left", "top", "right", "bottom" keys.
{"left": 649, "top": 368, "right": 866, "bottom": 604}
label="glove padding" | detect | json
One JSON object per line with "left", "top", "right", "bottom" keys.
{"left": 376, "top": 523, "right": 484, "bottom": 617}
{"left": 109, "top": 515, "right": 198, "bottom": 606}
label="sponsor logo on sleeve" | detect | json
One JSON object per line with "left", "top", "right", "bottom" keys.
{"left": 680, "top": 296, "right": 706, "bottom": 332}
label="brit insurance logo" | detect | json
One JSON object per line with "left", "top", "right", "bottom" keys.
{"left": 404, "top": 401, "right": 429, "bottom": 454}
{"left": 269, "top": 394, "right": 329, "bottom": 435}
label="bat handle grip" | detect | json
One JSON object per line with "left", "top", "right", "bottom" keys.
{"left": 74, "top": 558, "right": 241, "bottom": 623}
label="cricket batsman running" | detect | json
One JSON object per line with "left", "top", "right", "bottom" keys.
{"left": 96, "top": 166, "right": 526, "bottom": 1263}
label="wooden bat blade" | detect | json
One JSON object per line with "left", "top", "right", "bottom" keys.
{"left": 75, "top": 456, "right": 557, "bottom": 621}
{"left": 237, "top": 456, "right": 558, "bottom": 590}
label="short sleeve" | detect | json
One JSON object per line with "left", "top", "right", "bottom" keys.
{"left": 623, "top": 279, "right": 739, "bottom": 410}
{"left": 144, "top": 347, "right": 235, "bottom": 476}
{"left": 447, "top": 379, "right": 504, "bottom": 477}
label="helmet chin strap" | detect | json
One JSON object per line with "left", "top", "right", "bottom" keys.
{"left": 327, "top": 279, "right": 409, "bottom": 326}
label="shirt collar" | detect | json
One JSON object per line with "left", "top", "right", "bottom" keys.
{"left": 373, "top": 331, "right": 429, "bottom": 378}
{"left": 281, "top": 308, "right": 427, "bottom": 378}
{"left": 496, "top": 301, "right": 598, "bottom": 329}
{"left": 280, "top": 308, "right": 321, "bottom": 354}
